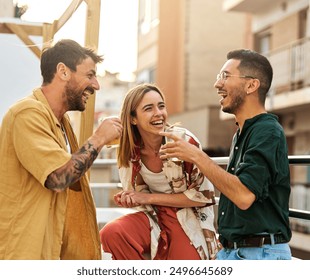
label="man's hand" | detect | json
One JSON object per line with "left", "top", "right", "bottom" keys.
{"left": 96, "top": 116, "right": 123, "bottom": 147}
{"left": 159, "top": 131, "right": 199, "bottom": 163}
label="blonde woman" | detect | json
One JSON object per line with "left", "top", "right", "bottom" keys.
{"left": 99, "top": 83, "right": 220, "bottom": 260}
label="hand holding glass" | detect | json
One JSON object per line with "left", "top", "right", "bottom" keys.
{"left": 99, "top": 116, "right": 120, "bottom": 148}
{"left": 165, "top": 126, "right": 186, "bottom": 162}
{"left": 106, "top": 137, "right": 120, "bottom": 148}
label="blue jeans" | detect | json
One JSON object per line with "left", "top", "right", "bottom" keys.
{"left": 216, "top": 243, "right": 292, "bottom": 260}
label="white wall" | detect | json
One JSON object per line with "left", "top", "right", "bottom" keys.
{"left": 168, "top": 107, "right": 209, "bottom": 148}
{"left": 0, "top": 34, "right": 41, "bottom": 121}
{"left": 0, "top": 0, "right": 14, "bottom": 17}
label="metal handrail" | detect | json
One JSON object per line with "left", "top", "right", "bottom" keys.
{"left": 90, "top": 182, "right": 122, "bottom": 188}
{"left": 94, "top": 155, "right": 310, "bottom": 166}
{"left": 210, "top": 155, "right": 310, "bottom": 165}
{"left": 93, "top": 155, "right": 310, "bottom": 221}
{"left": 92, "top": 158, "right": 118, "bottom": 167}
{"left": 288, "top": 155, "right": 310, "bottom": 165}
{"left": 289, "top": 208, "right": 310, "bottom": 220}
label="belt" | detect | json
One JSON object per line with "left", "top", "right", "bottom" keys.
{"left": 224, "top": 233, "right": 287, "bottom": 249}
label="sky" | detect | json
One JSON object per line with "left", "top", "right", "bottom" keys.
{"left": 0, "top": 0, "right": 138, "bottom": 120}
{"left": 14, "top": 0, "right": 139, "bottom": 81}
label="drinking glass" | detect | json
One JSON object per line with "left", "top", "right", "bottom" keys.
{"left": 99, "top": 115, "right": 120, "bottom": 148}
{"left": 165, "top": 126, "right": 186, "bottom": 162}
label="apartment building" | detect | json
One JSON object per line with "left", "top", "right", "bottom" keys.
{"left": 224, "top": 0, "right": 310, "bottom": 259}
{"left": 136, "top": 0, "right": 248, "bottom": 152}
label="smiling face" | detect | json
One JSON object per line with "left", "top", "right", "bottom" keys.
{"left": 131, "top": 90, "right": 167, "bottom": 136}
{"left": 65, "top": 56, "right": 99, "bottom": 111}
{"left": 214, "top": 59, "right": 248, "bottom": 115}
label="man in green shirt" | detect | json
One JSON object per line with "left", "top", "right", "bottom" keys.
{"left": 160, "top": 49, "right": 292, "bottom": 260}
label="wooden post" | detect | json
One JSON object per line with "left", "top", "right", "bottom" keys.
{"left": 79, "top": 0, "right": 101, "bottom": 146}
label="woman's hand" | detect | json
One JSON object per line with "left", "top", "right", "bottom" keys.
{"left": 113, "top": 190, "right": 141, "bottom": 208}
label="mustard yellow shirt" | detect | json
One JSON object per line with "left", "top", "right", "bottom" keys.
{"left": 0, "top": 88, "right": 101, "bottom": 259}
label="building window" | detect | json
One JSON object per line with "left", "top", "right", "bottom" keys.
{"left": 137, "top": 67, "right": 156, "bottom": 83}
{"left": 298, "top": 8, "right": 307, "bottom": 39}
{"left": 254, "top": 29, "right": 271, "bottom": 55}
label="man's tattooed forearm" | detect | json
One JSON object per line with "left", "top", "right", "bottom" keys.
{"left": 45, "top": 141, "right": 99, "bottom": 192}
{"left": 73, "top": 141, "right": 99, "bottom": 175}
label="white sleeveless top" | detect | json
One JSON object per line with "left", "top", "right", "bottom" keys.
{"left": 140, "top": 162, "right": 172, "bottom": 194}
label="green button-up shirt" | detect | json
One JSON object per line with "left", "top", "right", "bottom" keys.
{"left": 218, "top": 113, "right": 292, "bottom": 244}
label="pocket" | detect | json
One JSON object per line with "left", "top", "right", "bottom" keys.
{"left": 263, "top": 245, "right": 291, "bottom": 260}
{"left": 237, "top": 247, "right": 266, "bottom": 260}
{"left": 237, "top": 245, "right": 291, "bottom": 260}
{"left": 235, "top": 248, "right": 246, "bottom": 260}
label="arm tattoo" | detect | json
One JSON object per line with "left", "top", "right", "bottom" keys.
{"left": 45, "top": 141, "right": 99, "bottom": 192}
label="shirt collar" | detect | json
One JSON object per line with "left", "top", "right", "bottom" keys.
{"left": 236, "top": 113, "right": 278, "bottom": 134}
{"left": 32, "top": 87, "right": 62, "bottom": 128}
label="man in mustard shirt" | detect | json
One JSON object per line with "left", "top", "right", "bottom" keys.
{"left": 0, "top": 39, "right": 122, "bottom": 259}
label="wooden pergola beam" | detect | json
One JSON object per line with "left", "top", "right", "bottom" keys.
{"left": 50, "top": 0, "right": 84, "bottom": 37}
{"left": 0, "top": 22, "right": 42, "bottom": 35}
{"left": 4, "top": 23, "right": 41, "bottom": 58}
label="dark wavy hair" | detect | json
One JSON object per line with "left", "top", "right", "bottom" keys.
{"left": 40, "top": 39, "right": 103, "bottom": 84}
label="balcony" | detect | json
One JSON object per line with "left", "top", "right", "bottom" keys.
{"left": 222, "top": 0, "right": 284, "bottom": 13}
{"left": 91, "top": 155, "right": 310, "bottom": 259}
{"left": 266, "top": 38, "right": 310, "bottom": 113}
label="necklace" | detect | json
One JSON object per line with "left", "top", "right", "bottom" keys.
{"left": 141, "top": 144, "right": 160, "bottom": 157}
{"left": 145, "top": 148, "right": 160, "bottom": 157}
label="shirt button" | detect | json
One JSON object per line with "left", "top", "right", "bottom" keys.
{"left": 222, "top": 212, "right": 224, "bottom": 215}
{"left": 231, "top": 167, "right": 235, "bottom": 171}
{"left": 235, "top": 146, "right": 238, "bottom": 150}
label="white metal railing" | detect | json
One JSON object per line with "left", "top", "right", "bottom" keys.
{"left": 267, "top": 37, "right": 310, "bottom": 95}
{"left": 92, "top": 155, "right": 310, "bottom": 259}
{"left": 94, "top": 155, "right": 310, "bottom": 166}
{"left": 92, "top": 155, "right": 310, "bottom": 223}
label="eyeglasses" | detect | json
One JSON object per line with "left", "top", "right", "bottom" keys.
{"left": 216, "top": 72, "right": 255, "bottom": 81}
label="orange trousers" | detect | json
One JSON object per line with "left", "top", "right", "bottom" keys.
{"left": 99, "top": 206, "right": 200, "bottom": 260}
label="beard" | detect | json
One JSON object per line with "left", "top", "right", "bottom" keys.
{"left": 65, "top": 81, "right": 86, "bottom": 112}
{"left": 222, "top": 88, "right": 246, "bottom": 114}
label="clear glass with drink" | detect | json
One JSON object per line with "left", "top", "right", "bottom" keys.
{"left": 164, "top": 126, "right": 186, "bottom": 162}
{"left": 106, "top": 138, "right": 120, "bottom": 148}
{"left": 99, "top": 115, "right": 120, "bottom": 148}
